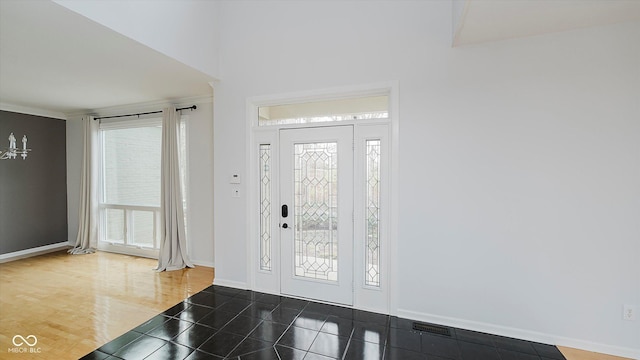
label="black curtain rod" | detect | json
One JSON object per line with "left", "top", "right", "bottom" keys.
{"left": 94, "top": 105, "right": 197, "bottom": 121}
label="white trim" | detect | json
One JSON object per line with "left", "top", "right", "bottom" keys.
{"left": 0, "top": 242, "right": 70, "bottom": 263}
{"left": 208, "top": 83, "right": 216, "bottom": 270}
{"left": 245, "top": 100, "right": 255, "bottom": 293}
{"left": 256, "top": 118, "right": 390, "bottom": 132}
{"left": 388, "top": 80, "right": 400, "bottom": 316}
{"left": 191, "top": 259, "right": 214, "bottom": 268}
{"left": 213, "top": 278, "right": 248, "bottom": 289}
{"left": 249, "top": 81, "right": 397, "bottom": 117}
{"left": 65, "top": 95, "right": 213, "bottom": 119}
{"left": 99, "top": 204, "right": 160, "bottom": 211}
{"left": 98, "top": 243, "right": 159, "bottom": 259}
{"left": 0, "top": 102, "right": 67, "bottom": 120}
{"left": 397, "top": 309, "right": 640, "bottom": 360}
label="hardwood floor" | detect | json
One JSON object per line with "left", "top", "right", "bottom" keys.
{"left": 0, "top": 251, "right": 631, "bottom": 360}
{"left": 558, "top": 346, "right": 634, "bottom": 360}
{"left": 0, "top": 250, "right": 213, "bottom": 359}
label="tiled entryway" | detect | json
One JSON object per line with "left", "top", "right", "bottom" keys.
{"left": 82, "top": 285, "right": 566, "bottom": 360}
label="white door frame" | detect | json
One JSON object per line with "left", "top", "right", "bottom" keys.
{"left": 246, "top": 81, "right": 399, "bottom": 315}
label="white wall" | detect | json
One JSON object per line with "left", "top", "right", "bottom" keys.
{"left": 54, "top": 0, "right": 220, "bottom": 79}
{"left": 66, "top": 116, "right": 82, "bottom": 246}
{"left": 212, "top": 1, "right": 639, "bottom": 357}
{"left": 65, "top": 97, "right": 214, "bottom": 266}
{"left": 185, "top": 100, "right": 215, "bottom": 267}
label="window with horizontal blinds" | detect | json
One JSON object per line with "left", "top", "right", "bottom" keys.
{"left": 98, "top": 117, "right": 188, "bottom": 255}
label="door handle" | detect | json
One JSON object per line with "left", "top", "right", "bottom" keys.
{"left": 281, "top": 204, "right": 288, "bottom": 218}
{"left": 282, "top": 223, "right": 288, "bottom": 229}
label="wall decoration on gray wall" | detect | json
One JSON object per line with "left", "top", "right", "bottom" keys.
{"left": 0, "top": 132, "right": 31, "bottom": 160}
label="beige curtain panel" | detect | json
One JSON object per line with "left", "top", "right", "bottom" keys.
{"left": 69, "top": 115, "right": 98, "bottom": 255}
{"left": 156, "top": 106, "right": 193, "bottom": 271}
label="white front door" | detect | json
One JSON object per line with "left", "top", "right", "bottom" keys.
{"left": 279, "top": 126, "right": 354, "bottom": 305}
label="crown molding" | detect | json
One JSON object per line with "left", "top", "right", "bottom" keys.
{"left": 64, "top": 94, "right": 213, "bottom": 119}
{"left": 0, "top": 102, "right": 67, "bottom": 120}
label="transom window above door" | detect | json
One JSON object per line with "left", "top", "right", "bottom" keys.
{"left": 258, "top": 95, "right": 388, "bottom": 126}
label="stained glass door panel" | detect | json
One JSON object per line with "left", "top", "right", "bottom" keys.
{"left": 280, "top": 126, "right": 353, "bottom": 305}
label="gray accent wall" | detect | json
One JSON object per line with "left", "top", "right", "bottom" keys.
{"left": 0, "top": 110, "right": 67, "bottom": 254}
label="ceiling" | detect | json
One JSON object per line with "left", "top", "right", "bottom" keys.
{"left": 454, "top": 0, "right": 640, "bottom": 46}
{"left": 1, "top": 1, "right": 638, "bottom": 117}
{"left": 0, "top": 0, "right": 214, "bottom": 116}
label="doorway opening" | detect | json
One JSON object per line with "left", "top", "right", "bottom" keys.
{"left": 248, "top": 83, "right": 397, "bottom": 313}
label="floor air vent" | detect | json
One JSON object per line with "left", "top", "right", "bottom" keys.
{"left": 412, "top": 322, "right": 451, "bottom": 336}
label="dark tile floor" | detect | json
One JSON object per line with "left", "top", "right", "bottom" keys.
{"left": 81, "top": 285, "right": 566, "bottom": 360}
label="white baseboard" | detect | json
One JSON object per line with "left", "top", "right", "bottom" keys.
{"left": 98, "top": 244, "right": 158, "bottom": 260}
{"left": 191, "top": 259, "right": 214, "bottom": 268}
{"left": 0, "top": 242, "right": 70, "bottom": 263}
{"left": 213, "top": 278, "right": 248, "bottom": 289}
{"left": 397, "top": 309, "right": 639, "bottom": 360}
{"left": 252, "top": 287, "right": 280, "bottom": 297}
